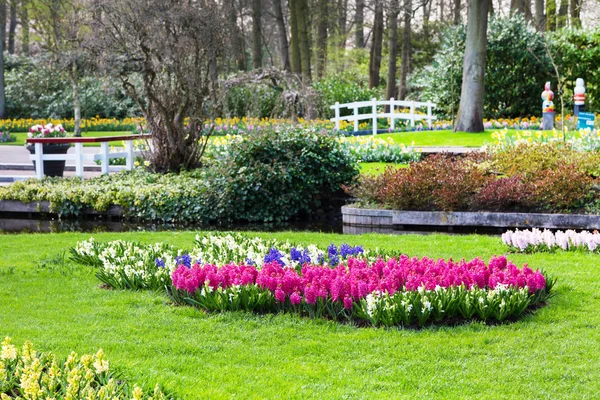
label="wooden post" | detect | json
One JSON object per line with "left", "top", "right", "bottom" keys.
{"left": 427, "top": 101, "right": 433, "bottom": 129}
{"left": 390, "top": 97, "right": 395, "bottom": 131}
{"left": 125, "top": 140, "right": 134, "bottom": 170}
{"left": 334, "top": 102, "right": 340, "bottom": 130}
{"left": 100, "top": 142, "right": 109, "bottom": 175}
{"left": 34, "top": 143, "right": 44, "bottom": 179}
{"left": 75, "top": 142, "right": 84, "bottom": 177}
{"left": 410, "top": 102, "right": 415, "bottom": 127}
{"left": 372, "top": 97, "right": 377, "bottom": 135}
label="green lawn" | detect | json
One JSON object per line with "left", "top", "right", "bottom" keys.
{"left": 9, "top": 131, "right": 133, "bottom": 147}
{"left": 378, "top": 129, "right": 494, "bottom": 147}
{"left": 1, "top": 231, "right": 598, "bottom": 399}
{"left": 359, "top": 162, "right": 407, "bottom": 175}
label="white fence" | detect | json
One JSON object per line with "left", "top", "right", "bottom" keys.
{"left": 29, "top": 138, "right": 146, "bottom": 179}
{"left": 330, "top": 98, "right": 437, "bottom": 135}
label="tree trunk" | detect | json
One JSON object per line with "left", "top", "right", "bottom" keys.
{"left": 570, "top": 0, "right": 581, "bottom": 28}
{"left": 252, "top": 0, "right": 262, "bottom": 69}
{"left": 8, "top": 0, "right": 16, "bottom": 54}
{"left": 546, "top": 0, "right": 556, "bottom": 31}
{"left": 454, "top": 0, "right": 490, "bottom": 133}
{"left": 398, "top": 0, "right": 412, "bottom": 100}
{"left": 0, "top": 2, "right": 5, "bottom": 118}
{"left": 534, "top": 0, "right": 544, "bottom": 31}
{"left": 510, "top": 0, "right": 524, "bottom": 13}
{"left": 385, "top": 0, "right": 399, "bottom": 105}
{"left": 423, "top": 0, "right": 431, "bottom": 39}
{"left": 368, "top": 0, "right": 383, "bottom": 88}
{"left": 71, "top": 64, "right": 81, "bottom": 137}
{"left": 453, "top": 0, "right": 461, "bottom": 25}
{"left": 294, "top": 0, "right": 311, "bottom": 82}
{"left": 337, "top": 0, "right": 348, "bottom": 49}
{"left": 355, "top": 0, "right": 364, "bottom": 48}
{"left": 316, "top": 0, "right": 328, "bottom": 78}
{"left": 273, "top": 0, "right": 291, "bottom": 71}
{"left": 21, "top": 0, "right": 28, "bottom": 55}
{"left": 289, "top": 0, "right": 302, "bottom": 74}
{"left": 489, "top": 0, "right": 494, "bottom": 16}
{"left": 557, "top": 0, "right": 567, "bottom": 28}
{"left": 440, "top": 0, "right": 444, "bottom": 21}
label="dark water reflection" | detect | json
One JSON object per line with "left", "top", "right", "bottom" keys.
{"left": 0, "top": 217, "right": 503, "bottom": 236}
{"left": 0, "top": 217, "right": 344, "bottom": 234}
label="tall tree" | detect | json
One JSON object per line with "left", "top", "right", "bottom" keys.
{"left": 398, "top": 0, "right": 412, "bottom": 100}
{"left": 557, "top": 0, "right": 567, "bottom": 28}
{"left": 32, "top": 0, "right": 90, "bottom": 136}
{"left": 273, "top": 0, "right": 290, "bottom": 71}
{"left": 368, "top": 0, "right": 384, "bottom": 88}
{"left": 454, "top": 0, "right": 490, "bottom": 133}
{"left": 355, "top": 0, "right": 364, "bottom": 48}
{"left": 337, "top": 0, "right": 348, "bottom": 49}
{"left": 546, "top": 0, "right": 556, "bottom": 31}
{"left": 510, "top": 0, "right": 525, "bottom": 13}
{"left": 385, "top": 0, "right": 399, "bottom": 102}
{"left": 570, "top": 0, "right": 581, "bottom": 28}
{"left": 93, "top": 0, "right": 225, "bottom": 172}
{"left": 252, "top": 0, "right": 262, "bottom": 69}
{"left": 292, "top": 0, "right": 311, "bottom": 82}
{"left": 8, "top": 0, "right": 17, "bottom": 54}
{"left": 453, "top": 0, "right": 461, "bottom": 25}
{"left": 316, "top": 0, "right": 328, "bottom": 78}
{"left": 534, "top": 0, "right": 544, "bottom": 31}
{"left": 21, "top": 0, "right": 29, "bottom": 55}
{"left": 0, "top": 1, "right": 6, "bottom": 118}
{"left": 289, "top": 0, "right": 301, "bottom": 74}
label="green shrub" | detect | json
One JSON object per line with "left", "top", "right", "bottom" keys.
{"left": 4, "top": 54, "right": 139, "bottom": 119}
{"left": 205, "top": 127, "right": 359, "bottom": 222}
{"left": 415, "top": 14, "right": 552, "bottom": 119}
{"left": 313, "top": 73, "right": 380, "bottom": 119}
{"left": 224, "top": 83, "right": 284, "bottom": 118}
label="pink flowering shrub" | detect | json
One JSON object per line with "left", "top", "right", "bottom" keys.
{"left": 169, "top": 255, "right": 552, "bottom": 327}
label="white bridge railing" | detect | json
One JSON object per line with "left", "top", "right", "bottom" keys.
{"left": 330, "top": 98, "right": 437, "bottom": 135}
{"left": 27, "top": 134, "right": 151, "bottom": 179}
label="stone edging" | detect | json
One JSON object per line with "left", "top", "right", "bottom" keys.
{"left": 0, "top": 200, "right": 122, "bottom": 216}
{"left": 342, "top": 206, "right": 600, "bottom": 230}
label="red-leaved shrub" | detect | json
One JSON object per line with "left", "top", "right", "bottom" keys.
{"left": 474, "top": 175, "right": 533, "bottom": 211}
{"left": 378, "top": 154, "right": 491, "bottom": 211}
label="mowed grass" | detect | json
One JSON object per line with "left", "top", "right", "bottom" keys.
{"left": 359, "top": 162, "right": 407, "bottom": 175}
{"left": 1, "top": 231, "right": 599, "bottom": 399}
{"left": 9, "top": 131, "right": 133, "bottom": 147}
{"left": 377, "top": 129, "right": 494, "bottom": 147}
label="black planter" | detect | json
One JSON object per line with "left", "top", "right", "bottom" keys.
{"left": 26, "top": 143, "right": 72, "bottom": 177}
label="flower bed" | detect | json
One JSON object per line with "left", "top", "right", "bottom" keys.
{"left": 0, "top": 131, "right": 15, "bottom": 143}
{"left": 490, "top": 128, "right": 600, "bottom": 152}
{"left": 70, "top": 233, "right": 369, "bottom": 290}
{"left": 0, "top": 337, "right": 167, "bottom": 399}
{"left": 502, "top": 228, "right": 600, "bottom": 253}
{"left": 168, "top": 255, "right": 551, "bottom": 327}
{"left": 71, "top": 234, "right": 553, "bottom": 327}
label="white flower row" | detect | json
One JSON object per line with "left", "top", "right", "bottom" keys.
{"left": 502, "top": 228, "right": 600, "bottom": 252}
